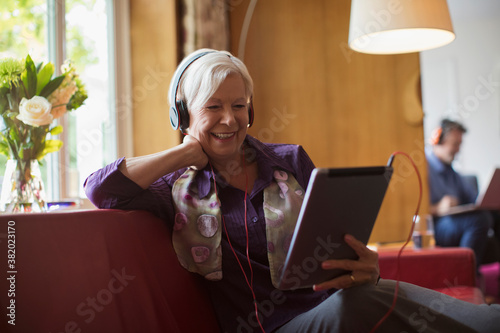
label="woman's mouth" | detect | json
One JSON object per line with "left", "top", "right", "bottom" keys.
{"left": 211, "top": 132, "right": 236, "bottom": 140}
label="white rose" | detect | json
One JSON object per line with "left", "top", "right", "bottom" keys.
{"left": 17, "top": 96, "right": 54, "bottom": 127}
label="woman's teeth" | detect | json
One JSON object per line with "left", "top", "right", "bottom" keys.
{"left": 212, "top": 133, "right": 234, "bottom": 139}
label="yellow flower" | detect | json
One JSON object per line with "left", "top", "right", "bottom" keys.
{"left": 16, "top": 96, "right": 54, "bottom": 127}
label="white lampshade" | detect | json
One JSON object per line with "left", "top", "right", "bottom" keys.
{"left": 348, "top": 0, "right": 455, "bottom": 54}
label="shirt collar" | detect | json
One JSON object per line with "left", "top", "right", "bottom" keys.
{"left": 426, "top": 148, "right": 450, "bottom": 173}
{"left": 246, "top": 135, "right": 295, "bottom": 174}
{"left": 195, "top": 135, "right": 295, "bottom": 198}
{"left": 246, "top": 135, "right": 296, "bottom": 196}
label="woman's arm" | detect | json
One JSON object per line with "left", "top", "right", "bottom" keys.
{"left": 84, "top": 135, "right": 208, "bottom": 219}
{"left": 118, "top": 135, "right": 208, "bottom": 189}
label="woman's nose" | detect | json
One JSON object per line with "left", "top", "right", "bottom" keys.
{"left": 221, "top": 105, "right": 236, "bottom": 125}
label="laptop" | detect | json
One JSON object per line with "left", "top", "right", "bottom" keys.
{"left": 440, "top": 168, "right": 500, "bottom": 216}
{"left": 276, "top": 166, "right": 393, "bottom": 290}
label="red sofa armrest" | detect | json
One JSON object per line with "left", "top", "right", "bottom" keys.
{"left": 0, "top": 209, "right": 220, "bottom": 333}
{"left": 378, "top": 246, "right": 477, "bottom": 290}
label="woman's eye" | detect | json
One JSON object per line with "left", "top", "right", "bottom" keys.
{"left": 206, "top": 105, "right": 220, "bottom": 110}
{"left": 233, "top": 104, "right": 246, "bottom": 109}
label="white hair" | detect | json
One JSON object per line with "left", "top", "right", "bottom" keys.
{"left": 168, "top": 49, "right": 254, "bottom": 113}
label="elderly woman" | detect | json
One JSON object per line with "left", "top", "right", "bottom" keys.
{"left": 85, "top": 49, "right": 499, "bottom": 332}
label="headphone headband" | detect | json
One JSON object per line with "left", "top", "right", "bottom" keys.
{"left": 169, "top": 51, "right": 215, "bottom": 130}
{"left": 169, "top": 50, "right": 254, "bottom": 131}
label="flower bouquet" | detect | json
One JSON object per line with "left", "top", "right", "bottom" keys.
{"left": 0, "top": 54, "right": 87, "bottom": 213}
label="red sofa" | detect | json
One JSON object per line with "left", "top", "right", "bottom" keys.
{"left": 0, "top": 209, "right": 484, "bottom": 333}
{"left": 378, "top": 246, "right": 484, "bottom": 304}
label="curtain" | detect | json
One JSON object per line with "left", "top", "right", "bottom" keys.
{"left": 179, "top": 0, "right": 230, "bottom": 57}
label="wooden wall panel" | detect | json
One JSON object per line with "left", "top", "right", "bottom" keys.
{"left": 230, "top": 0, "right": 430, "bottom": 243}
{"left": 130, "top": 0, "right": 181, "bottom": 156}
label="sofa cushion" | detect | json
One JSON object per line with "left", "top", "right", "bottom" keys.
{"left": 377, "top": 246, "right": 484, "bottom": 304}
{"left": 0, "top": 209, "right": 220, "bottom": 333}
{"left": 378, "top": 246, "right": 477, "bottom": 290}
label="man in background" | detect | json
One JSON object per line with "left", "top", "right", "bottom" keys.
{"left": 426, "top": 119, "right": 493, "bottom": 267}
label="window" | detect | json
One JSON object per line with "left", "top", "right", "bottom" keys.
{"left": 0, "top": 0, "right": 131, "bottom": 204}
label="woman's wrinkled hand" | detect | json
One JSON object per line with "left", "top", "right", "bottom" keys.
{"left": 182, "top": 134, "right": 209, "bottom": 170}
{"left": 313, "top": 234, "right": 379, "bottom": 291}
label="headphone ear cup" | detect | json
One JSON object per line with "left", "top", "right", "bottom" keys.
{"left": 247, "top": 101, "right": 254, "bottom": 127}
{"left": 430, "top": 127, "right": 443, "bottom": 145}
{"left": 438, "top": 128, "right": 444, "bottom": 144}
{"left": 169, "top": 106, "right": 180, "bottom": 130}
{"left": 177, "top": 100, "right": 190, "bottom": 131}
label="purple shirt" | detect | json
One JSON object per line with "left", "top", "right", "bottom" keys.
{"left": 84, "top": 135, "right": 331, "bottom": 332}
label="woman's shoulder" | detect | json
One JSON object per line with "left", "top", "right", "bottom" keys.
{"left": 247, "top": 135, "right": 307, "bottom": 159}
{"left": 265, "top": 141, "right": 305, "bottom": 155}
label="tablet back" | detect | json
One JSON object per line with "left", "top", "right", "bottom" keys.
{"left": 277, "top": 166, "right": 393, "bottom": 290}
{"left": 445, "top": 168, "right": 500, "bottom": 216}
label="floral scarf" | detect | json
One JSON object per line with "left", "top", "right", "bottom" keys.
{"left": 171, "top": 168, "right": 305, "bottom": 289}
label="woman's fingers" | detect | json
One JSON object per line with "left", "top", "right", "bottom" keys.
{"left": 182, "top": 134, "right": 209, "bottom": 169}
{"left": 320, "top": 258, "right": 374, "bottom": 271}
{"left": 313, "top": 273, "right": 356, "bottom": 291}
{"left": 344, "top": 234, "right": 370, "bottom": 256}
{"left": 313, "top": 234, "right": 379, "bottom": 291}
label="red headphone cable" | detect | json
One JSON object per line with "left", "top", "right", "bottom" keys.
{"left": 208, "top": 150, "right": 421, "bottom": 333}
{"left": 369, "top": 151, "right": 423, "bottom": 333}
{"left": 209, "top": 161, "right": 266, "bottom": 333}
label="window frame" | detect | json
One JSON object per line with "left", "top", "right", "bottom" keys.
{"left": 46, "top": 0, "right": 133, "bottom": 204}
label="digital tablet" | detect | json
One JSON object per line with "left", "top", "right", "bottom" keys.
{"left": 277, "top": 166, "right": 393, "bottom": 290}
{"left": 440, "top": 168, "right": 500, "bottom": 216}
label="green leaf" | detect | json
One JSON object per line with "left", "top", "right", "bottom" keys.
{"left": 36, "top": 62, "right": 55, "bottom": 95}
{"left": 6, "top": 111, "right": 17, "bottom": 119}
{"left": 6, "top": 92, "right": 19, "bottom": 113}
{"left": 37, "top": 139, "right": 63, "bottom": 160}
{"left": 9, "top": 127, "right": 20, "bottom": 143}
{"left": 24, "top": 54, "right": 37, "bottom": 98}
{"left": 0, "top": 141, "right": 9, "bottom": 157}
{"left": 49, "top": 125, "right": 63, "bottom": 135}
{"left": 0, "top": 86, "right": 9, "bottom": 113}
{"left": 22, "top": 141, "right": 34, "bottom": 149}
{"left": 39, "top": 75, "right": 65, "bottom": 98}
{"left": 67, "top": 75, "right": 88, "bottom": 111}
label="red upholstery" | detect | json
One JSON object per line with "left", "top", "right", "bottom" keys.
{"left": 378, "top": 246, "right": 485, "bottom": 304}
{"left": 0, "top": 209, "right": 220, "bottom": 333}
{"left": 0, "top": 210, "right": 484, "bottom": 333}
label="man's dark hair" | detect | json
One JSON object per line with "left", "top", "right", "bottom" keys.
{"left": 438, "top": 119, "right": 467, "bottom": 144}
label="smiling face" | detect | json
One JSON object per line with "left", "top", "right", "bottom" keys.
{"left": 186, "top": 73, "right": 249, "bottom": 164}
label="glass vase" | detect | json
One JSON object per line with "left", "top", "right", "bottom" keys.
{"left": 0, "top": 159, "right": 47, "bottom": 213}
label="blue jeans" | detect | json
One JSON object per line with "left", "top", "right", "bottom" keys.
{"left": 434, "top": 211, "right": 493, "bottom": 266}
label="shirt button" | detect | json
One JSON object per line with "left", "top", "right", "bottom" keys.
{"left": 252, "top": 216, "right": 259, "bottom": 223}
